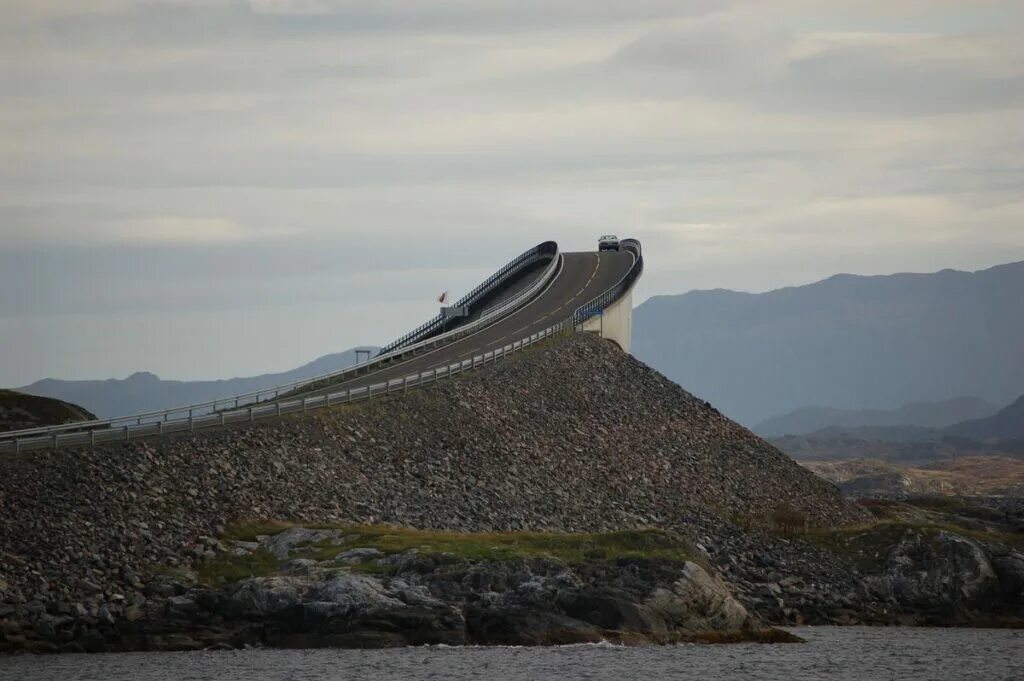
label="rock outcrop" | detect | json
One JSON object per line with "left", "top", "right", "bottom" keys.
{"left": 0, "top": 333, "right": 864, "bottom": 614}
{"left": 0, "top": 390, "right": 95, "bottom": 432}
{"left": 1, "top": 525, "right": 790, "bottom": 653}
{"left": 2, "top": 333, "right": 1019, "bottom": 653}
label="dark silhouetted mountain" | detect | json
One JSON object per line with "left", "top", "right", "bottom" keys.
{"left": 0, "top": 390, "right": 96, "bottom": 431}
{"left": 17, "top": 348, "right": 375, "bottom": 419}
{"left": 754, "top": 397, "right": 1001, "bottom": 438}
{"left": 945, "top": 394, "right": 1024, "bottom": 441}
{"left": 633, "top": 260, "right": 1024, "bottom": 426}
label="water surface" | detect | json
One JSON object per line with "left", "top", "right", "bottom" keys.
{"left": 3, "top": 627, "right": 1022, "bottom": 681}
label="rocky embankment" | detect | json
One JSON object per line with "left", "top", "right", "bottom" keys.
{"left": 1, "top": 333, "right": 1021, "bottom": 653}
{"left": 2, "top": 526, "right": 797, "bottom": 653}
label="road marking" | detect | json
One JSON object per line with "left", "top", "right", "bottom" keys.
{"left": 450, "top": 252, "right": 603, "bottom": 362}
{"left": 305, "top": 253, "right": 568, "bottom": 393}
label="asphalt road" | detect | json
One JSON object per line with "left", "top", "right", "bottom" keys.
{"left": 297, "top": 250, "right": 633, "bottom": 397}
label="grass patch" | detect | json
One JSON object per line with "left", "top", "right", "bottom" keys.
{"left": 300, "top": 525, "right": 697, "bottom": 566}
{"left": 221, "top": 519, "right": 295, "bottom": 542}
{"left": 193, "top": 523, "right": 699, "bottom": 586}
{"left": 795, "top": 519, "right": 1024, "bottom": 572}
{"left": 195, "top": 549, "right": 282, "bottom": 587}
{"left": 795, "top": 522, "right": 924, "bottom": 572}
{"left": 902, "top": 496, "right": 1007, "bottom": 523}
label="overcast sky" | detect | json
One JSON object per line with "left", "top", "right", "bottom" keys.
{"left": 2, "top": 0, "right": 1022, "bottom": 385}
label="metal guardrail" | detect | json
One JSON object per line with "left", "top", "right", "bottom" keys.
{"left": 571, "top": 238, "right": 643, "bottom": 326}
{"left": 0, "top": 242, "right": 563, "bottom": 444}
{"left": 0, "top": 323, "right": 570, "bottom": 453}
{"left": 378, "top": 241, "right": 558, "bottom": 355}
{"left": 0, "top": 237, "right": 642, "bottom": 453}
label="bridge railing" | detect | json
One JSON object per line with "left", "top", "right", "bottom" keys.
{"left": 0, "top": 242, "right": 562, "bottom": 444}
{"left": 0, "top": 321, "right": 572, "bottom": 453}
{"left": 0, "top": 237, "right": 643, "bottom": 453}
{"left": 377, "top": 241, "right": 558, "bottom": 355}
{"left": 571, "top": 238, "right": 643, "bottom": 327}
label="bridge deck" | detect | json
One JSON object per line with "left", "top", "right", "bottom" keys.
{"left": 297, "top": 250, "right": 633, "bottom": 397}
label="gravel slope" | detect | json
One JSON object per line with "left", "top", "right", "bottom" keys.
{"left": 0, "top": 333, "right": 865, "bottom": 608}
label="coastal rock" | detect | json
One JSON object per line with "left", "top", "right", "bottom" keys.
{"left": 645, "top": 561, "right": 752, "bottom": 631}
{"left": 872, "top": 530, "right": 998, "bottom": 616}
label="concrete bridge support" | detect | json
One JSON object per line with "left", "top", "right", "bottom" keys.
{"left": 581, "top": 288, "right": 634, "bottom": 353}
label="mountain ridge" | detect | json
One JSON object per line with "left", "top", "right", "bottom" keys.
{"left": 633, "top": 259, "right": 1024, "bottom": 426}
{"left": 17, "top": 347, "right": 376, "bottom": 419}
{"left": 945, "top": 394, "right": 1024, "bottom": 441}
{"left": 754, "top": 396, "right": 1002, "bottom": 438}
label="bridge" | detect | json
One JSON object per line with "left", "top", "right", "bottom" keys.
{"left": 0, "top": 239, "right": 642, "bottom": 453}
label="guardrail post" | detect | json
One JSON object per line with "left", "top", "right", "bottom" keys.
{"left": 220, "top": 412, "right": 226, "bottom": 426}
{"left": 275, "top": 403, "right": 281, "bottom": 416}
{"left": 124, "top": 425, "right": 130, "bottom": 441}
{"left": 303, "top": 397, "right": 308, "bottom": 412}
{"left": 249, "top": 407, "right": 254, "bottom": 422}
{"left": 158, "top": 421, "right": 164, "bottom": 435}
{"left": 189, "top": 415, "right": 194, "bottom": 432}
{"left": 14, "top": 438, "right": 20, "bottom": 454}
{"left": 53, "top": 433, "right": 58, "bottom": 450}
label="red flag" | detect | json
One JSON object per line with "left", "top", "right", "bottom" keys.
{"left": 438, "top": 291, "right": 448, "bottom": 303}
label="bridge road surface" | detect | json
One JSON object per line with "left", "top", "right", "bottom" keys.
{"left": 294, "top": 250, "right": 633, "bottom": 399}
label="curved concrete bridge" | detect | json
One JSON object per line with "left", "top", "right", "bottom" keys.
{"left": 0, "top": 238, "right": 642, "bottom": 452}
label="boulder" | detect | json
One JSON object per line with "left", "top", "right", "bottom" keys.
{"left": 872, "top": 530, "right": 998, "bottom": 616}
{"left": 465, "top": 606, "right": 602, "bottom": 646}
{"left": 315, "top": 574, "right": 404, "bottom": 615}
{"left": 644, "top": 561, "right": 753, "bottom": 631}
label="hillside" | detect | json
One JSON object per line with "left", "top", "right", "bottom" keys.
{"left": 769, "top": 394, "right": 1024, "bottom": 465}
{"left": 4, "top": 334, "right": 1024, "bottom": 652}
{"left": 945, "top": 394, "right": 1024, "bottom": 441}
{"left": 804, "top": 456, "right": 1024, "bottom": 498}
{"left": 0, "top": 390, "right": 95, "bottom": 432}
{"left": 633, "top": 260, "right": 1024, "bottom": 426}
{"left": 0, "top": 334, "right": 863, "bottom": 608}
{"left": 755, "top": 397, "right": 1000, "bottom": 438}
{"left": 17, "top": 347, "right": 375, "bottom": 419}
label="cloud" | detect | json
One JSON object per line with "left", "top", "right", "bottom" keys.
{"left": 1, "top": 0, "right": 1023, "bottom": 385}
{"left": 108, "top": 217, "right": 250, "bottom": 244}
{"left": 609, "top": 16, "right": 1024, "bottom": 115}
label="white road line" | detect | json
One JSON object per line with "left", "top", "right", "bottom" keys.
{"left": 451, "top": 253, "right": 604, "bottom": 361}
{"left": 316, "top": 253, "right": 569, "bottom": 390}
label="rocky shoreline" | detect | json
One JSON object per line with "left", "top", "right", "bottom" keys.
{"left": 2, "top": 335, "right": 1022, "bottom": 653}
{"left": 1, "top": 526, "right": 796, "bottom": 653}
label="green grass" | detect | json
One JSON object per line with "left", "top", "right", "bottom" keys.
{"left": 300, "top": 525, "right": 696, "bottom": 564}
{"left": 221, "top": 519, "right": 296, "bottom": 542}
{"left": 902, "top": 496, "right": 1008, "bottom": 523}
{"left": 795, "top": 519, "right": 1024, "bottom": 572}
{"left": 196, "top": 549, "right": 281, "bottom": 586}
{"left": 194, "top": 523, "right": 698, "bottom": 585}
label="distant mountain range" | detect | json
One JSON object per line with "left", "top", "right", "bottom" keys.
{"left": 633, "top": 260, "right": 1024, "bottom": 427}
{"left": 946, "top": 395, "right": 1024, "bottom": 441}
{"left": 754, "top": 397, "right": 1001, "bottom": 438}
{"left": 770, "top": 393, "right": 1024, "bottom": 464}
{"left": 18, "top": 348, "right": 374, "bottom": 419}
{"left": 11, "top": 259, "right": 1024, "bottom": 430}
